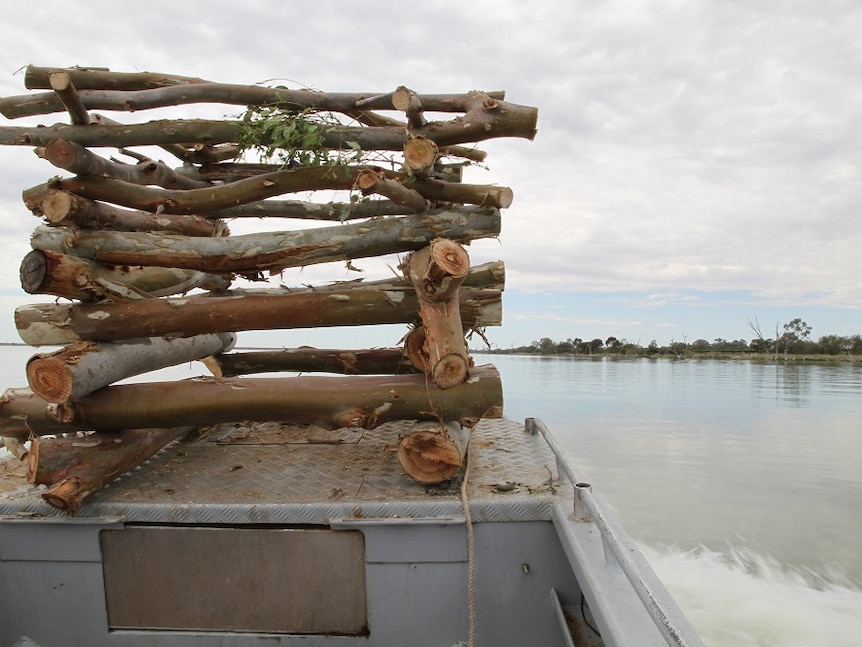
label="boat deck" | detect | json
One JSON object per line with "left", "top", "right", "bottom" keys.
{"left": 0, "top": 417, "right": 561, "bottom": 523}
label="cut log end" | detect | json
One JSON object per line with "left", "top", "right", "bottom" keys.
{"left": 404, "top": 137, "right": 438, "bottom": 172}
{"left": 19, "top": 250, "right": 48, "bottom": 294}
{"left": 42, "top": 477, "right": 88, "bottom": 513}
{"left": 431, "top": 353, "right": 469, "bottom": 390}
{"left": 26, "top": 357, "right": 75, "bottom": 403}
{"left": 429, "top": 238, "right": 470, "bottom": 279}
{"left": 397, "top": 421, "right": 469, "bottom": 484}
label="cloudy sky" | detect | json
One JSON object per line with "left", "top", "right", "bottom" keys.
{"left": 0, "top": 0, "right": 859, "bottom": 350}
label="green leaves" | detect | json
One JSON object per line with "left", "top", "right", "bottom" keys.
{"left": 235, "top": 105, "right": 347, "bottom": 169}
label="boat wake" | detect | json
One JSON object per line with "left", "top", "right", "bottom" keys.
{"left": 641, "top": 542, "right": 862, "bottom": 647}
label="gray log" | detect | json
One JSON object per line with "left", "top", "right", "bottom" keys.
{"left": 29, "top": 206, "right": 501, "bottom": 273}
{"left": 26, "top": 333, "right": 236, "bottom": 404}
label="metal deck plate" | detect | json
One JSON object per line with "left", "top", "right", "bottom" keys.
{"left": 0, "top": 418, "right": 561, "bottom": 523}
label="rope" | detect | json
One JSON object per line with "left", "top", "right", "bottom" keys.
{"left": 460, "top": 443, "right": 476, "bottom": 647}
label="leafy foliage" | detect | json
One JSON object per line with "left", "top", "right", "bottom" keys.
{"left": 235, "top": 104, "right": 363, "bottom": 168}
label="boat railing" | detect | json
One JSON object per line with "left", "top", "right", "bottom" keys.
{"left": 525, "top": 417, "right": 706, "bottom": 647}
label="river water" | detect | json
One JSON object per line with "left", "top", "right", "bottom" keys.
{"left": 2, "top": 347, "right": 860, "bottom": 645}
{"left": 487, "top": 353, "right": 862, "bottom": 647}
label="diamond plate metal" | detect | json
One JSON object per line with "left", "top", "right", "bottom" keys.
{"left": 0, "top": 418, "right": 564, "bottom": 523}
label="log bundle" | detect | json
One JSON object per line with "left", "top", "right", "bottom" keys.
{"left": 0, "top": 65, "right": 537, "bottom": 511}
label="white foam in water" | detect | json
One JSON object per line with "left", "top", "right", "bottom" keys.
{"left": 641, "top": 543, "right": 862, "bottom": 647}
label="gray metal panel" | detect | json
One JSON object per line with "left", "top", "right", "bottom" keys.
{"left": 100, "top": 526, "right": 367, "bottom": 635}
{"left": 0, "top": 516, "right": 122, "bottom": 561}
{"left": 0, "top": 418, "right": 561, "bottom": 525}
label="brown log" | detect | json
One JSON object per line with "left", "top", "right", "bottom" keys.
{"left": 348, "top": 110, "right": 487, "bottom": 163}
{"left": 44, "top": 139, "right": 209, "bottom": 189}
{"left": 25, "top": 65, "right": 210, "bottom": 90}
{"left": 29, "top": 365, "right": 503, "bottom": 434}
{"left": 411, "top": 177, "right": 514, "bottom": 209}
{"left": 392, "top": 86, "right": 426, "bottom": 129}
{"left": 0, "top": 101, "right": 536, "bottom": 149}
{"left": 397, "top": 420, "right": 470, "bottom": 484}
{"left": 2, "top": 80, "right": 506, "bottom": 119}
{"left": 26, "top": 333, "right": 236, "bottom": 404}
{"left": 28, "top": 426, "right": 194, "bottom": 513}
{"left": 0, "top": 388, "right": 69, "bottom": 441}
{"left": 37, "top": 168, "right": 512, "bottom": 214}
{"left": 49, "top": 72, "right": 90, "bottom": 125}
{"left": 13, "top": 284, "right": 502, "bottom": 345}
{"left": 23, "top": 186, "right": 226, "bottom": 236}
{"left": 210, "top": 197, "right": 415, "bottom": 221}
{"left": 209, "top": 347, "right": 416, "bottom": 378}
{"left": 404, "top": 240, "right": 472, "bottom": 389}
{"left": 87, "top": 112, "right": 208, "bottom": 165}
{"left": 353, "top": 168, "right": 429, "bottom": 212}
{"left": 29, "top": 206, "right": 501, "bottom": 273}
{"left": 20, "top": 249, "right": 231, "bottom": 301}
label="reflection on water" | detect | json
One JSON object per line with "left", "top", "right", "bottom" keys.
{"left": 483, "top": 354, "right": 862, "bottom": 646}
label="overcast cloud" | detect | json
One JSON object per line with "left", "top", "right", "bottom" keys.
{"left": 0, "top": 0, "right": 859, "bottom": 348}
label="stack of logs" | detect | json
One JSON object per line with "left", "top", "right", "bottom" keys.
{"left": 0, "top": 65, "right": 538, "bottom": 512}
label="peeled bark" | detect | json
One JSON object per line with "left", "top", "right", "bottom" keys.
{"left": 13, "top": 285, "right": 502, "bottom": 345}
{"left": 208, "top": 347, "right": 416, "bottom": 378}
{"left": 29, "top": 206, "right": 501, "bottom": 273}
{"left": 28, "top": 426, "right": 194, "bottom": 513}
{"left": 26, "top": 333, "right": 236, "bottom": 404}
{"left": 23, "top": 187, "right": 226, "bottom": 236}
{"left": 44, "top": 139, "right": 209, "bottom": 189}
{"left": 398, "top": 420, "right": 470, "bottom": 484}
{"left": 20, "top": 249, "right": 231, "bottom": 301}
{"left": 404, "top": 240, "right": 472, "bottom": 389}
{"left": 35, "top": 365, "right": 504, "bottom": 434}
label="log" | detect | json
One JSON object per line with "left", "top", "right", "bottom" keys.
{"left": 49, "top": 72, "right": 90, "bottom": 125}
{"left": 44, "top": 139, "right": 209, "bottom": 189}
{"left": 25, "top": 65, "right": 210, "bottom": 90}
{"left": 208, "top": 347, "right": 416, "bottom": 378}
{"left": 20, "top": 365, "right": 504, "bottom": 434}
{"left": 23, "top": 187, "right": 226, "bottom": 236}
{"left": 348, "top": 110, "right": 487, "bottom": 163}
{"left": 13, "top": 284, "right": 502, "bottom": 345}
{"left": 27, "top": 426, "right": 194, "bottom": 513}
{"left": 353, "top": 168, "right": 429, "bottom": 212}
{"left": 0, "top": 388, "right": 70, "bottom": 441}
{"left": 39, "top": 168, "right": 512, "bottom": 214}
{"left": 26, "top": 333, "right": 236, "bottom": 404}
{"left": 0, "top": 101, "right": 536, "bottom": 150}
{"left": 392, "top": 86, "right": 426, "bottom": 129}
{"left": 404, "top": 137, "right": 439, "bottom": 175}
{"left": 29, "top": 206, "right": 501, "bottom": 273}
{"left": 405, "top": 240, "right": 472, "bottom": 389}
{"left": 411, "top": 177, "right": 514, "bottom": 209}
{"left": 2, "top": 81, "right": 506, "bottom": 119}
{"left": 397, "top": 420, "right": 470, "bottom": 484}
{"left": 20, "top": 250, "right": 231, "bottom": 301}
{"left": 210, "top": 197, "right": 415, "bottom": 221}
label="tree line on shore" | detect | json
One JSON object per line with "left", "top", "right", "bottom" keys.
{"left": 478, "top": 318, "right": 862, "bottom": 359}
